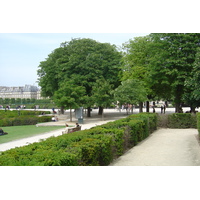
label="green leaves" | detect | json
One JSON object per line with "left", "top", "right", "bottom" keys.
{"left": 92, "top": 78, "right": 114, "bottom": 108}
{"left": 113, "top": 79, "right": 147, "bottom": 105}
{"left": 53, "top": 81, "right": 86, "bottom": 109}
{"left": 37, "top": 38, "right": 122, "bottom": 111}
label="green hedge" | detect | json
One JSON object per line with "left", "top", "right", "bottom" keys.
{"left": 196, "top": 113, "right": 200, "bottom": 139}
{"left": 0, "top": 116, "right": 52, "bottom": 126}
{"left": 164, "top": 113, "right": 197, "bottom": 128}
{"left": 0, "top": 110, "right": 50, "bottom": 118}
{"left": 0, "top": 110, "right": 51, "bottom": 126}
{"left": 0, "top": 113, "right": 157, "bottom": 166}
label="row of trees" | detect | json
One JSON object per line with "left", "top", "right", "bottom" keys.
{"left": 37, "top": 34, "right": 200, "bottom": 116}
{"left": 0, "top": 98, "right": 52, "bottom": 107}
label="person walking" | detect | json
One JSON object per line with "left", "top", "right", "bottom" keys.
{"left": 161, "top": 105, "right": 164, "bottom": 114}
{"left": 163, "top": 104, "right": 166, "bottom": 114}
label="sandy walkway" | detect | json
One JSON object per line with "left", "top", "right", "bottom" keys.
{"left": 110, "top": 128, "right": 200, "bottom": 166}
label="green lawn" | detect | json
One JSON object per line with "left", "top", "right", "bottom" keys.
{"left": 0, "top": 125, "right": 65, "bottom": 144}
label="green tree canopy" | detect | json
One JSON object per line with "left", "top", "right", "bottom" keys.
{"left": 92, "top": 78, "right": 114, "bottom": 115}
{"left": 53, "top": 80, "right": 86, "bottom": 121}
{"left": 37, "top": 38, "right": 122, "bottom": 116}
{"left": 184, "top": 47, "right": 200, "bottom": 111}
{"left": 113, "top": 79, "right": 147, "bottom": 108}
{"left": 149, "top": 33, "right": 200, "bottom": 112}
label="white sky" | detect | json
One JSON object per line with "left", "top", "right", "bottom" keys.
{"left": 0, "top": 33, "right": 149, "bottom": 87}
{"left": 1, "top": 1, "right": 199, "bottom": 87}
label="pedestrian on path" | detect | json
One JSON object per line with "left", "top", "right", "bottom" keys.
{"left": 161, "top": 105, "right": 164, "bottom": 114}
{"left": 163, "top": 104, "right": 166, "bottom": 114}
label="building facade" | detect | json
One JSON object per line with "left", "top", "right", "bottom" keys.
{"left": 0, "top": 85, "right": 42, "bottom": 99}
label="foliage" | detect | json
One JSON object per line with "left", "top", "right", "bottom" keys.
{"left": 0, "top": 113, "right": 158, "bottom": 166}
{"left": 53, "top": 81, "right": 86, "bottom": 109}
{"left": 148, "top": 33, "right": 200, "bottom": 112}
{"left": 0, "top": 110, "right": 51, "bottom": 127}
{"left": 122, "top": 34, "right": 200, "bottom": 112}
{"left": 92, "top": 78, "right": 114, "bottom": 108}
{"left": 37, "top": 38, "right": 122, "bottom": 115}
{"left": 167, "top": 113, "right": 197, "bottom": 128}
{"left": 197, "top": 113, "right": 200, "bottom": 136}
{"left": 184, "top": 47, "right": 200, "bottom": 110}
{"left": 0, "top": 98, "right": 55, "bottom": 109}
{"left": 122, "top": 36, "right": 160, "bottom": 105}
{"left": 113, "top": 79, "right": 147, "bottom": 105}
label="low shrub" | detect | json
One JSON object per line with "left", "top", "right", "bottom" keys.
{"left": 0, "top": 116, "right": 51, "bottom": 126}
{"left": 167, "top": 113, "right": 197, "bottom": 128}
{"left": 0, "top": 113, "right": 158, "bottom": 166}
{"left": 197, "top": 113, "right": 200, "bottom": 136}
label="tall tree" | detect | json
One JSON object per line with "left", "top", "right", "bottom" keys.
{"left": 92, "top": 78, "right": 114, "bottom": 116}
{"left": 184, "top": 47, "right": 200, "bottom": 112}
{"left": 53, "top": 81, "right": 86, "bottom": 121}
{"left": 149, "top": 33, "right": 200, "bottom": 112}
{"left": 37, "top": 47, "right": 65, "bottom": 97}
{"left": 113, "top": 79, "right": 147, "bottom": 114}
{"left": 122, "top": 36, "right": 154, "bottom": 112}
{"left": 37, "top": 38, "right": 122, "bottom": 116}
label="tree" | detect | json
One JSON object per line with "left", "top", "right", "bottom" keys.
{"left": 149, "top": 33, "right": 200, "bottom": 112}
{"left": 92, "top": 78, "right": 114, "bottom": 116}
{"left": 10, "top": 98, "right": 16, "bottom": 105}
{"left": 184, "top": 47, "right": 200, "bottom": 112}
{"left": 37, "top": 38, "right": 122, "bottom": 117}
{"left": 113, "top": 79, "right": 147, "bottom": 114}
{"left": 122, "top": 36, "right": 155, "bottom": 112}
{"left": 37, "top": 47, "right": 65, "bottom": 97}
{"left": 53, "top": 81, "right": 86, "bottom": 121}
{"left": 4, "top": 98, "right": 10, "bottom": 105}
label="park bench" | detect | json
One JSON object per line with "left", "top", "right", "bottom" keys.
{"left": 62, "top": 126, "right": 81, "bottom": 134}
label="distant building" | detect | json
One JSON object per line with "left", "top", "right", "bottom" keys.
{"left": 0, "top": 85, "right": 42, "bottom": 99}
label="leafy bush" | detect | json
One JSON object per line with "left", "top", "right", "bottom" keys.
{"left": 167, "top": 113, "right": 197, "bottom": 128}
{"left": 0, "top": 110, "right": 51, "bottom": 126}
{"left": 197, "top": 113, "right": 200, "bottom": 136}
{"left": 0, "top": 113, "right": 158, "bottom": 166}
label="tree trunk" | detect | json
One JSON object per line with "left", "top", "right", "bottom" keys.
{"left": 175, "top": 102, "right": 182, "bottom": 113}
{"left": 98, "top": 106, "right": 103, "bottom": 115}
{"left": 146, "top": 101, "right": 149, "bottom": 112}
{"left": 102, "top": 108, "right": 104, "bottom": 121}
{"left": 131, "top": 104, "right": 134, "bottom": 113}
{"left": 139, "top": 102, "right": 143, "bottom": 113}
{"left": 87, "top": 107, "right": 91, "bottom": 117}
{"left": 190, "top": 105, "right": 196, "bottom": 113}
{"left": 175, "top": 86, "right": 183, "bottom": 113}
{"left": 60, "top": 106, "right": 64, "bottom": 114}
{"left": 70, "top": 108, "right": 72, "bottom": 122}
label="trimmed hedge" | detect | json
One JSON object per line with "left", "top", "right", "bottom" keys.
{"left": 0, "top": 116, "right": 52, "bottom": 126}
{"left": 196, "top": 113, "right": 200, "bottom": 139}
{"left": 0, "top": 110, "right": 50, "bottom": 118}
{"left": 158, "top": 113, "right": 197, "bottom": 128}
{"left": 0, "top": 113, "right": 158, "bottom": 166}
{"left": 0, "top": 110, "right": 51, "bottom": 126}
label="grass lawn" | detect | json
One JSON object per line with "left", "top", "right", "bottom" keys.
{"left": 0, "top": 125, "right": 65, "bottom": 144}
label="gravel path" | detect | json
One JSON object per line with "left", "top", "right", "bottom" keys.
{"left": 110, "top": 128, "right": 200, "bottom": 166}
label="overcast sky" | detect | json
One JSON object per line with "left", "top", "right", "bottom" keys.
{"left": 0, "top": 33, "right": 149, "bottom": 87}
{"left": 0, "top": 1, "right": 198, "bottom": 88}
